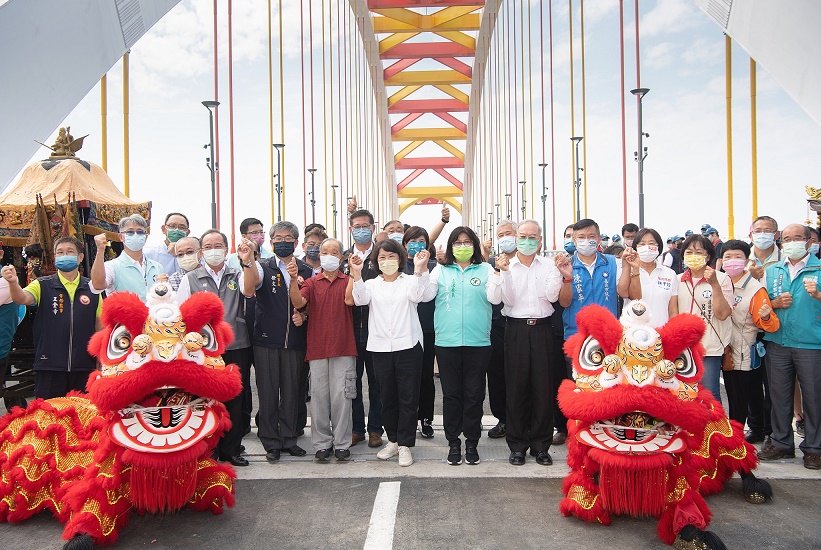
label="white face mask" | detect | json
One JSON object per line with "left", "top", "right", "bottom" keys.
{"left": 202, "top": 249, "right": 226, "bottom": 267}
{"left": 574, "top": 239, "right": 598, "bottom": 256}
{"left": 751, "top": 232, "right": 775, "bottom": 250}
{"left": 177, "top": 252, "right": 201, "bottom": 272}
{"left": 636, "top": 245, "right": 659, "bottom": 263}
{"left": 623, "top": 238, "right": 634, "bottom": 248}
{"left": 320, "top": 254, "right": 341, "bottom": 272}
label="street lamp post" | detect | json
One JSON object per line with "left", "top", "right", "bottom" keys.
{"left": 307, "top": 168, "right": 317, "bottom": 224}
{"left": 571, "top": 137, "right": 584, "bottom": 222}
{"left": 202, "top": 101, "right": 220, "bottom": 228}
{"left": 519, "top": 180, "right": 527, "bottom": 219}
{"left": 494, "top": 203, "right": 500, "bottom": 224}
{"left": 273, "top": 143, "right": 285, "bottom": 222}
{"left": 330, "top": 185, "right": 339, "bottom": 238}
{"left": 631, "top": 87, "right": 650, "bottom": 228}
{"left": 504, "top": 193, "right": 512, "bottom": 219}
{"left": 538, "top": 163, "right": 548, "bottom": 251}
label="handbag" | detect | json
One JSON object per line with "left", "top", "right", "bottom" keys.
{"left": 721, "top": 344, "right": 734, "bottom": 371}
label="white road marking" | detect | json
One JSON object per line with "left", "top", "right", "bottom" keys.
{"left": 363, "top": 481, "right": 401, "bottom": 550}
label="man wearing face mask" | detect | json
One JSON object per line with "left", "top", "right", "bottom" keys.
{"left": 491, "top": 220, "right": 562, "bottom": 466}
{"left": 2, "top": 237, "right": 102, "bottom": 399}
{"left": 243, "top": 221, "right": 314, "bottom": 462}
{"left": 621, "top": 223, "right": 639, "bottom": 249}
{"left": 175, "top": 230, "right": 256, "bottom": 467}
{"left": 556, "top": 219, "right": 620, "bottom": 338}
{"left": 759, "top": 224, "right": 821, "bottom": 470}
{"left": 342, "top": 209, "right": 385, "bottom": 448}
{"left": 167, "top": 237, "right": 201, "bottom": 291}
{"left": 144, "top": 212, "right": 190, "bottom": 275}
{"left": 562, "top": 224, "right": 576, "bottom": 254}
{"left": 301, "top": 227, "right": 328, "bottom": 275}
{"left": 91, "top": 214, "right": 165, "bottom": 302}
{"left": 227, "top": 218, "right": 275, "bottom": 270}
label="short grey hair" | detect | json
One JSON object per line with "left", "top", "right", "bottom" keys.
{"left": 320, "top": 238, "right": 344, "bottom": 255}
{"left": 270, "top": 221, "right": 299, "bottom": 240}
{"left": 518, "top": 219, "right": 542, "bottom": 236}
{"left": 174, "top": 236, "right": 200, "bottom": 252}
{"left": 118, "top": 214, "right": 148, "bottom": 232}
{"left": 496, "top": 219, "right": 518, "bottom": 233}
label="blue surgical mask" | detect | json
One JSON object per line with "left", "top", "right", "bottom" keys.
{"left": 810, "top": 243, "right": 819, "bottom": 256}
{"left": 388, "top": 232, "right": 404, "bottom": 244}
{"left": 563, "top": 238, "right": 576, "bottom": 254}
{"left": 55, "top": 255, "right": 79, "bottom": 272}
{"left": 352, "top": 227, "right": 373, "bottom": 244}
{"left": 516, "top": 237, "right": 539, "bottom": 256}
{"left": 498, "top": 235, "right": 517, "bottom": 254}
{"left": 124, "top": 232, "right": 147, "bottom": 251}
{"left": 407, "top": 241, "right": 426, "bottom": 257}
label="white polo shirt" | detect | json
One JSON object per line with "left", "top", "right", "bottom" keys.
{"left": 625, "top": 262, "right": 679, "bottom": 327}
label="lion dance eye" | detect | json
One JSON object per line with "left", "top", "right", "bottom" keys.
{"left": 578, "top": 337, "right": 605, "bottom": 371}
{"left": 199, "top": 324, "right": 219, "bottom": 352}
{"left": 673, "top": 349, "right": 697, "bottom": 378}
{"left": 108, "top": 325, "right": 132, "bottom": 360}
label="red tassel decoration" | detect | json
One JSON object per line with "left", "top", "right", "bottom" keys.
{"left": 129, "top": 460, "right": 198, "bottom": 513}
{"left": 599, "top": 463, "right": 667, "bottom": 518}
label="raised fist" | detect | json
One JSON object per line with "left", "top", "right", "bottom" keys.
{"left": 1, "top": 265, "right": 17, "bottom": 284}
{"left": 286, "top": 257, "right": 299, "bottom": 279}
{"left": 94, "top": 233, "right": 108, "bottom": 249}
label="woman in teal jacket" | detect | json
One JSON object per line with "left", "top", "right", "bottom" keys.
{"left": 424, "top": 226, "right": 502, "bottom": 466}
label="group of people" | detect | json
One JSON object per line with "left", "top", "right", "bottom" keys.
{"left": 1, "top": 206, "right": 819, "bottom": 472}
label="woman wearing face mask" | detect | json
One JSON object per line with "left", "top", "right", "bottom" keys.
{"left": 350, "top": 239, "right": 433, "bottom": 467}
{"left": 618, "top": 228, "right": 679, "bottom": 327}
{"left": 425, "top": 227, "right": 502, "bottom": 466}
{"left": 402, "top": 226, "right": 438, "bottom": 439}
{"left": 676, "top": 234, "right": 734, "bottom": 403}
{"left": 719, "top": 240, "right": 780, "bottom": 427}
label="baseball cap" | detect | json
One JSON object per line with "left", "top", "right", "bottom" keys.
{"left": 611, "top": 234, "right": 622, "bottom": 243}
{"left": 666, "top": 236, "right": 673, "bottom": 243}
{"left": 705, "top": 227, "right": 718, "bottom": 236}
{"left": 684, "top": 230, "right": 693, "bottom": 236}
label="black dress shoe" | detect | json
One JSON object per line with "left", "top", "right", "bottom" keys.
{"left": 238, "top": 444, "right": 246, "bottom": 454}
{"left": 315, "top": 448, "right": 332, "bottom": 461}
{"left": 745, "top": 430, "right": 766, "bottom": 444}
{"left": 265, "top": 450, "right": 281, "bottom": 463}
{"left": 535, "top": 451, "right": 553, "bottom": 466}
{"left": 488, "top": 422, "right": 506, "bottom": 439}
{"left": 296, "top": 428, "right": 305, "bottom": 437}
{"left": 284, "top": 445, "right": 307, "bottom": 457}
{"left": 509, "top": 451, "right": 526, "bottom": 466}
{"left": 221, "top": 454, "right": 249, "bottom": 467}
{"left": 335, "top": 448, "right": 351, "bottom": 461}
{"left": 552, "top": 432, "right": 568, "bottom": 445}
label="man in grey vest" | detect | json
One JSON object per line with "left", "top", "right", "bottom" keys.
{"left": 177, "top": 229, "right": 255, "bottom": 467}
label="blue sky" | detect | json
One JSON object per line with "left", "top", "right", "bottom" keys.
{"left": 12, "top": 0, "right": 821, "bottom": 248}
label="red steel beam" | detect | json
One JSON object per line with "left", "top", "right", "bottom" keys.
{"left": 434, "top": 168, "right": 463, "bottom": 189}
{"left": 380, "top": 42, "right": 475, "bottom": 60}
{"left": 396, "top": 157, "right": 465, "bottom": 170}
{"left": 436, "top": 57, "right": 472, "bottom": 78}
{"left": 434, "top": 111, "right": 468, "bottom": 133}
{"left": 389, "top": 99, "right": 469, "bottom": 113}
{"left": 397, "top": 168, "right": 426, "bottom": 190}
{"left": 384, "top": 58, "right": 421, "bottom": 79}
{"left": 391, "top": 112, "right": 423, "bottom": 133}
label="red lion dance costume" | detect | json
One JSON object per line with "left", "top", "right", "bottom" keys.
{"left": 559, "top": 301, "right": 772, "bottom": 550}
{"left": 0, "top": 283, "right": 242, "bottom": 549}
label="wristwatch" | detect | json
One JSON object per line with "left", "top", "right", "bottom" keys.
{"left": 441, "top": 217, "right": 449, "bottom": 224}
{"left": 240, "top": 261, "right": 252, "bottom": 269}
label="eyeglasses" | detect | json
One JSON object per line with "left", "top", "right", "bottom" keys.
{"left": 122, "top": 230, "right": 147, "bottom": 237}
{"left": 202, "top": 244, "right": 226, "bottom": 250}
{"left": 272, "top": 236, "right": 296, "bottom": 243}
{"left": 175, "top": 251, "right": 198, "bottom": 258}
{"left": 166, "top": 224, "right": 188, "bottom": 231}
{"left": 351, "top": 224, "right": 371, "bottom": 230}
{"left": 246, "top": 230, "right": 266, "bottom": 236}
{"left": 751, "top": 228, "right": 776, "bottom": 234}
{"left": 453, "top": 240, "right": 473, "bottom": 247}
{"left": 781, "top": 236, "right": 807, "bottom": 244}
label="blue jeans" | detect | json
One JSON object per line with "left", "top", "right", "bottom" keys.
{"left": 352, "top": 333, "right": 384, "bottom": 436}
{"left": 701, "top": 355, "right": 722, "bottom": 404}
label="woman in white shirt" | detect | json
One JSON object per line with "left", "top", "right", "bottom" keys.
{"left": 618, "top": 227, "right": 679, "bottom": 327}
{"left": 350, "top": 239, "right": 432, "bottom": 467}
{"left": 676, "top": 234, "right": 734, "bottom": 403}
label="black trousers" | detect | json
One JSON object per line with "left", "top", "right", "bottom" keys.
{"left": 253, "top": 345, "right": 305, "bottom": 452}
{"left": 723, "top": 368, "right": 759, "bottom": 427}
{"left": 372, "top": 344, "right": 423, "bottom": 447}
{"left": 504, "top": 320, "right": 554, "bottom": 453}
{"left": 747, "top": 351, "right": 772, "bottom": 435}
{"left": 241, "top": 296, "right": 256, "bottom": 434}
{"left": 417, "top": 332, "right": 436, "bottom": 422}
{"left": 217, "top": 347, "right": 253, "bottom": 458}
{"left": 487, "top": 319, "right": 506, "bottom": 423}
{"left": 34, "top": 370, "right": 91, "bottom": 400}
{"left": 436, "top": 345, "right": 490, "bottom": 446}
{"left": 553, "top": 355, "right": 573, "bottom": 435}
{"left": 296, "top": 361, "right": 310, "bottom": 432}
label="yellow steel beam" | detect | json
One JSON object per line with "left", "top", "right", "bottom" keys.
{"left": 399, "top": 186, "right": 462, "bottom": 199}
{"left": 394, "top": 140, "right": 424, "bottom": 162}
{"left": 434, "top": 84, "right": 470, "bottom": 105}
{"left": 379, "top": 31, "right": 419, "bottom": 53}
{"left": 434, "top": 30, "right": 475, "bottom": 50}
{"left": 387, "top": 85, "right": 422, "bottom": 107}
{"left": 393, "top": 128, "right": 467, "bottom": 141}
{"left": 432, "top": 6, "right": 482, "bottom": 26}
{"left": 385, "top": 70, "right": 472, "bottom": 87}
{"left": 372, "top": 14, "right": 481, "bottom": 33}
{"left": 399, "top": 196, "right": 462, "bottom": 215}
{"left": 371, "top": 8, "right": 421, "bottom": 28}
{"left": 434, "top": 139, "right": 465, "bottom": 160}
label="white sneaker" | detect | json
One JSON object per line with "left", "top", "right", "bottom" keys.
{"left": 398, "top": 446, "right": 413, "bottom": 467}
{"left": 377, "top": 441, "right": 399, "bottom": 460}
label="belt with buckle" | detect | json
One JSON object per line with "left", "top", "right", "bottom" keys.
{"left": 507, "top": 317, "right": 548, "bottom": 326}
